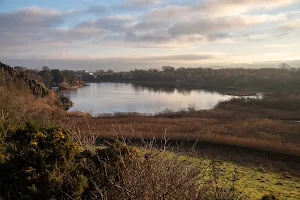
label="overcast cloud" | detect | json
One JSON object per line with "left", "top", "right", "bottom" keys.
{"left": 0, "top": 0, "right": 300, "bottom": 70}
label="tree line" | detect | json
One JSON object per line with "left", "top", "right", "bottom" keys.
{"left": 14, "top": 66, "right": 84, "bottom": 89}
{"left": 88, "top": 64, "right": 300, "bottom": 91}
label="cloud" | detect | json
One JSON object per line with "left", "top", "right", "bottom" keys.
{"left": 138, "top": 53, "right": 218, "bottom": 61}
{"left": 115, "top": 0, "right": 162, "bottom": 10}
{"left": 0, "top": 3, "right": 290, "bottom": 54}
{"left": 1, "top": 52, "right": 225, "bottom": 70}
{"left": 168, "top": 17, "right": 245, "bottom": 36}
{"left": 167, "top": 14, "right": 284, "bottom": 38}
{"left": 1, "top": 0, "right": 299, "bottom": 68}
{"left": 246, "top": 33, "right": 272, "bottom": 41}
{"left": 279, "top": 18, "right": 300, "bottom": 29}
{"left": 199, "top": 0, "right": 296, "bottom": 16}
{"left": 0, "top": 6, "right": 66, "bottom": 51}
{"left": 263, "top": 44, "right": 291, "bottom": 48}
{"left": 145, "top": 0, "right": 295, "bottom": 20}
{"left": 68, "top": 0, "right": 161, "bottom": 16}
{"left": 0, "top": 1, "right": 294, "bottom": 47}
{"left": 26, "top": 52, "right": 222, "bottom": 62}
{"left": 67, "top": 5, "right": 106, "bottom": 15}
{"left": 0, "top": 6, "right": 63, "bottom": 31}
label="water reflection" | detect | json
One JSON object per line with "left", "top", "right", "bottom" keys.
{"left": 63, "top": 82, "right": 233, "bottom": 114}
{"left": 130, "top": 83, "right": 193, "bottom": 95}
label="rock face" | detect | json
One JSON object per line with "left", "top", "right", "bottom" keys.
{"left": 0, "top": 61, "right": 49, "bottom": 97}
{"left": 0, "top": 61, "right": 73, "bottom": 109}
{"left": 56, "top": 93, "right": 73, "bottom": 110}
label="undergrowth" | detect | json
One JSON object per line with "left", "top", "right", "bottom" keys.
{"left": 0, "top": 122, "right": 247, "bottom": 200}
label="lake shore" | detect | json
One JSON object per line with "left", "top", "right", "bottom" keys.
{"left": 58, "top": 82, "right": 87, "bottom": 90}
{"left": 84, "top": 80, "right": 263, "bottom": 96}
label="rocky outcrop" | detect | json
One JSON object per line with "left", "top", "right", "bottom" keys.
{"left": 0, "top": 61, "right": 49, "bottom": 97}
{"left": 55, "top": 93, "right": 73, "bottom": 110}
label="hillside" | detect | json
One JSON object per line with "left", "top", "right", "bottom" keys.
{"left": 0, "top": 61, "right": 49, "bottom": 97}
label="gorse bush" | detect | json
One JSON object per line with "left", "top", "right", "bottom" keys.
{"left": 0, "top": 122, "right": 87, "bottom": 200}
{"left": 0, "top": 122, "right": 243, "bottom": 200}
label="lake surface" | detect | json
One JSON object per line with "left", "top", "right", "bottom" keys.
{"left": 63, "top": 82, "right": 233, "bottom": 114}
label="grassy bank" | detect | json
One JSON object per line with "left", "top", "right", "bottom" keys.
{"left": 183, "top": 154, "right": 300, "bottom": 199}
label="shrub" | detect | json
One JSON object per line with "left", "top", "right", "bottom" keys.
{"left": 0, "top": 122, "right": 243, "bottom": 200}
{"left": 261, "top": 194, "right": 278, "bottom": 200}
{"left": 82, "top": 139, "right": 242, "bottom": 200}
{"left": 0, "top": 138, "right": 4, "bottom": 165}
{"left": 0, "top": 121, "right": 87, "bottom": 200}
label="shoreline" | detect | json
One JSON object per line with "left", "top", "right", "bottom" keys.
{"left": 83, "top": 80, "right": 263, "bottom": 96}
{"left": 56, "top": 83, "right": 88, "bottom": 91}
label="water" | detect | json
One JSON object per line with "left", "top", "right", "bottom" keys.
{"left": 63, "top": 82, "right": 234, "bottom": 114}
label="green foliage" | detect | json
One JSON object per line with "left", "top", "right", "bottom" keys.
{"left": 41, "top": 72, "right": 54, "bottom": 88}
{"left": 39, "top": 68, "right": 81, "bottom": 88}
{"left": 79, "top": 139, "right": 137, "bottom": 199}
{"left": 0, "top": 121, "right": 87, "bottom": 200}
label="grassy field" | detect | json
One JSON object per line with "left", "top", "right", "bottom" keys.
{"left": 180, "top": 153, "right": 300, "bottom": 199}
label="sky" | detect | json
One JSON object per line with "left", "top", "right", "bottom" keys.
{"left": 0, "top": 0, "right": 300, "bottom": 70}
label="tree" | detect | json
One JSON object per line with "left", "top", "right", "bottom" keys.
{"left": 42, "top": 72, "right": 53, "bottom": 88}
{"left": 42, "top": 66, "right": 50, "bottom": 72}
{"left": 278, "top": 63, "right": 290, "bottom": 72}
{"left": 51, "top": 69, "right": 65, "bottom": 83}
{"left": 162, "top": 66, "right": 175, "bottom": 72}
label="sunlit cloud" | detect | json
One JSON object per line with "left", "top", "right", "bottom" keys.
{"left": 0, "top": 0, "right": 299, "bottom": 69}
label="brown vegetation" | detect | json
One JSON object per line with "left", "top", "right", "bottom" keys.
{"left": 1, "top": 61, "right": 299, "bottom": 179}
{"left": 81, "top": 140, "right": 242, "bottom": 200}
{"left": 64, "top": 96, "right": 300, "bottom": 175}
{"left": 68, "top": 109, "right": 300, "bottom": 156}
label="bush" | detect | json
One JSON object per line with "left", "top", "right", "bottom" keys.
{"left": 82, "top": 139, "right": 242, "bottom": 200}
{"left": 0, "top": 122, "right": 243, "bottom": 200}
{"left": 0, "top": 137, "right": 5, "bottom": 164}
{"left": 261, "top": 194, "right": 278, "bottom": 200}
{"left": 0, "top": 122, "right": 87, "bottom": 200}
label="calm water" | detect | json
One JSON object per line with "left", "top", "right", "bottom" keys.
{"left": 63, "top": 83, "right": 233, "bottom": 114}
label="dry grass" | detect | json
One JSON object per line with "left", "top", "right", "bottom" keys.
{"left": 80, "top": 138, "right": 243, "bottom": 200}
{"left": 0, "top": 83, "right": 70, "bottom": 130}
{"left": 63, "top": 109, "right": 300, "bottom": 177}
{"left": 68, "top": 112, "right": 300, "bottom": 157}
